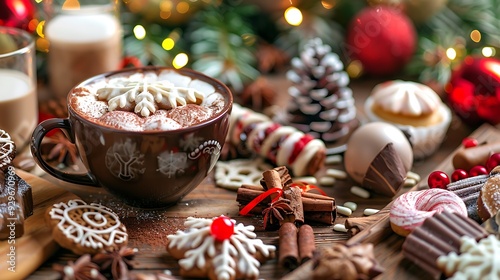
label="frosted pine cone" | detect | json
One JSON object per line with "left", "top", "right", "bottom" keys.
{"left": 285, "top": 38, "right": 357, "bottom": 143}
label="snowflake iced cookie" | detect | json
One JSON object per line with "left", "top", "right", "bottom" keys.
{"left": 0, "top": 129, "right": 15, "bottom": 170}
{"left": 46, "top": 199, "right": 128, "bottom": 255}
{"left": 215, "top": 159, "right": 272, "bottom": 190}
{"left": 97, "top": 78, "right": 204, "bottom": 117}
{"left": 166, "top": 216, "right": 276, "bottom": 280}
{"left": 437, "top": 235, "right": 500, "bottom": 279}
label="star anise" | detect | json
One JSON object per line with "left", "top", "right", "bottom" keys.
{"left": 262, "top": 198, "right": 293, "bottom": 230}
{"left": 92, "top": 247, "right": 138, "bottom": 280}
{"left": 256, "top": 42, "right": 290, "bottom": 73}
{"left": 312, "top": 243, "right": 384, "bottom": 280}
{"left": 43, "top": 131, "right": 78, "bottom": 166}
{"left": 239, "top": 77, "right": 276, "bottom": 111}
{"left": 53, "top": 254, "right": 106, "bottom": 280}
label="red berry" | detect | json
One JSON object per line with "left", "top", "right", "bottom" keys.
{"left": 462, "top": 137, "right": 479, "bottom": 148}
{"left": 451, "top": 169, "right": 469, "bottom": 182}
{"left": 210, "top": 216, "right": 234, "bottom": 241}
{"left": 469, "top": 165, "right": 488, "bottom": 177}
{"left": 486, "top": 153, "right": 500, "bottom": 172}
{"left": 428, "top": 171, "right": 450, "bottom": 189}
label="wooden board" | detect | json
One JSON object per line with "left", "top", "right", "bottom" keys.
{"left": 0, "top": 169, "right": 79, "bottom": 280}
{"left": 27, "top": 123, "right": 488, "bottom": 279}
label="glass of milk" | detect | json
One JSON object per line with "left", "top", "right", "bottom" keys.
{"left": 44, "top": 0, "right": 122, "bottom": 98}
{"left": 0, "top": 27, "right": 37, "bottom": 150}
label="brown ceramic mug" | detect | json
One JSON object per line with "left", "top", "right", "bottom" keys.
{"left": 31, "top": 67, "right": 232, "bottom": 208}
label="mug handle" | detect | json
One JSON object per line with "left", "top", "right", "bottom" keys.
{"left": 31, "top": 118, "right": 98, "bottom": 186}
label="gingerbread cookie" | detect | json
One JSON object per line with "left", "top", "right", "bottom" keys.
{"left": 46, "top": 199, "right": 128, "bottom": 255}
{"left": 166, "top": 216, "right": 276, "bottom": 280}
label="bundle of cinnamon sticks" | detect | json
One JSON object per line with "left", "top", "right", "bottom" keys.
{"left": 236, "top": 166, "right": 337, "bottom": 228}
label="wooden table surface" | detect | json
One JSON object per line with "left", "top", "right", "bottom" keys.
{"left": 26, "top": 77, "right": 481, "bottom": 279}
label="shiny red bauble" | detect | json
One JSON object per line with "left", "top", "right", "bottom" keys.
{"left": 469, "top": 165, "right": 488, "bottom": 177}
{"left": 346, "top": 7, "right": 417, "bottom": 76}
{"left": 451, "top": 169, "right": 468, "bottom": 182}
{"left": 210, "top": 216, "right": 234, "bottom": 241}
{"left": 446, "top": 56, "right": 500, "bottom": 125}
{"left": 486, "top": 153, "right": 500, "bottom": 172}
{"left": 428, "top": 171, "right": 450, "bottom": 189}
{"left": 0, "top": 0, "right": 35, "bottom": 31}
{"left": 462, "top": 137, "right": 478, "bottom": 148}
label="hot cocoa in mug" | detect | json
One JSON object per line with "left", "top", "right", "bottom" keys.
{"left": 31, "top": 67, "right": 233, "bottom": 208}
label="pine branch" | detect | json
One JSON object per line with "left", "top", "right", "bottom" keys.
{"left": 189, "top": 1, "right": 260, "bottom": 93}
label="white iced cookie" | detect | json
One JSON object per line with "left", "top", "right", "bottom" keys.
{"left": 437, "top": 235, "right": 500, "bottom": 279}
{"left": 46, "top": 199, "right": 128, "bottom": 255}
{"left": 215, "top": 158, "right": 272, "bottom": 190}
{"left": 166, "top": 216, "right": 276, "bottom": 280}
{"left": 0, "top": 129, "right": 15, "bottom": 170}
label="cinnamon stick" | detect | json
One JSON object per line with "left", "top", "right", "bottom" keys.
{"left": 237, "top": 185, "right": 336, "bottom": 225}
{"left": 261, "top": 166, "right": 292, "bottom": 189}
{"left": 298, "top": 224, "right": 315, "bottom": 264}
{"left": 279, "top": 222, "right": 299, "bottom": 270}
{"left": 283, "top": 186, "right": 304, "bottom": 225}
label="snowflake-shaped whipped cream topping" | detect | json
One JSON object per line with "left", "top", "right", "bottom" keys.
{"left": 437, "top": 235, "right": 500, "bottom": 279}
{"left": 96, "top": 76, "right": 205, "bottom": 117}
{"left": 167, "top": 216, "right": 276, "bottom": 280}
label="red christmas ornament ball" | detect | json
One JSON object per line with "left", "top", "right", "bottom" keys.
{"left": 486, "top": 153, "right": 500, "bottom": 172}
{"left": 428, "top": 171, "right": 450, "bottom": 189}
{"left": 446, "top": 56, "right": 500, "bottom": 125}
{"left": 0, "top": 0, "right": 36, "bottom": 31}
{"left": 346, "top": 7, "right": 416, "bottom": 76}
{"left": 469, "top": 165, "right": 488, "bottom": 177}
{"left": 210, "top": 216, "right": 234, "bottom": 241}
{"left": 451, "top": 169, "right": 468, "bottom": 182}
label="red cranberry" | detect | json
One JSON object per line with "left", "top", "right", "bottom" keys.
{"left": 486, "top": 153, "right": 500, "bottom": 172}
{"left": 462, "top": 137, "right": 479, "bottom": 148}
{"left": 210, "top": 216, "right": 234, "bottom": 241}
{"left": 428, "top": 171, "right": 450, "bottom": 189}
{"left": 469, "top": 165, "right": 488, "bottom": 177}
{"left": 451, "top": 169, "right": 469, "bottom": 182}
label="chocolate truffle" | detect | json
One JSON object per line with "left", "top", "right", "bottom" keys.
{"left": 344, "top": 122, "right": 413, "bottom": 196}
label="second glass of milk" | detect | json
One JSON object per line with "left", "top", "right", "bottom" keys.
{"left": 45, "top": 0, "right": 122, "bottom": 99}
{"left": 0, "top": 27, "right": 37, "bottom": 150}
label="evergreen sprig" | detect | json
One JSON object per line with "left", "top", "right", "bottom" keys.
{"left": 189, "top": 1, "right": 260, "bottom": 93}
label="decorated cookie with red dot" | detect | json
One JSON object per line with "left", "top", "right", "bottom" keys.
{"left": 166, "top": 216, "right": 276, "bottom": 280}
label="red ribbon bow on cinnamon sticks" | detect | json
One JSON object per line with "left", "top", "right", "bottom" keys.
{"left": 236, "top": 166, "right": 336, "bottom": 229}
{"left": 239, "top": 182, "right": 327, "bottom": 216}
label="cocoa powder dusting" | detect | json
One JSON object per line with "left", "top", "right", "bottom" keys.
{"left": 123, "top": 216, "right": 185, "bottom": 249}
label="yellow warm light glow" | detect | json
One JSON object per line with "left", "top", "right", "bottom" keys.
{"left": 173, "top": 53, "right": 188, "bottom": 69}
{"left": 62, "top": 0, "right": 80, "bottom": 9}
{"left": 162, "top": 38, "right": 175, "bottom": 50}
{"left": 36, "top": 38, "right": 49, "bottom": 52}
{"left": 284, "top": 7, "right": 303, "bottom": 26}
{"left": 321, "top": 0, "right": 336, "bottom": 9}
{"left": 446, "top": 48, "right": 457, "bottom": 60}
{"left": 161, "top": 0, "right": 173, "bottom": 11}
{"left": 36, "top": 20, "right": 45, "bottom": 38}
{"left": 470, "top": 30, "right": 481, "bottom": 43}
{"left": 482, "top": 47, "right": 496, "bottom": 57}
{"left": 35, "top": 0, "right": 43, "bottom": 3}
{"left": 176, "top": 1, "right": 190, "bottom": 14}
{"left": 346, "top": 60, "right": 363, "bottom": 78}
{"left": 133, "top": 25, "right": 147, "bottom": 40}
